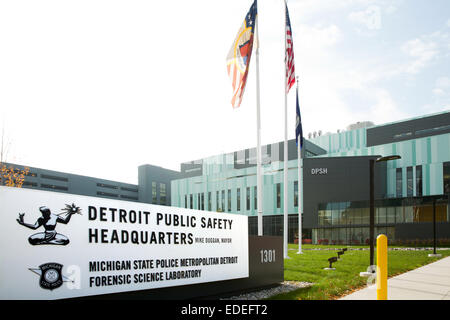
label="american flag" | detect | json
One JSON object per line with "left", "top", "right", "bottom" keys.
{"left": 226, "top": 1, "right": 257, "bottom": 108}
{"left": 285, "top": 3, "right": 295, "bottom": 93}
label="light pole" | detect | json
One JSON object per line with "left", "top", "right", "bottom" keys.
{"left": 362, "top": 155, "right": 401, "bottom": 276}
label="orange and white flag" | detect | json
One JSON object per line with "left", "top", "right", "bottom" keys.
{"left": 226, "top": 1, "right": 257, "bottom": 108}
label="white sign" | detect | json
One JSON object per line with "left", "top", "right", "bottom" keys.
{"left": 0, "top": 186, "right": 249, "bottom": 299}
{"left": 311, "top": 168, "right": 328, "bottom": 175}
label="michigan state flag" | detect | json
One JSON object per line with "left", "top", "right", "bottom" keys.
{"left": 295, "top": 85, "right": 303, "bottom": 148}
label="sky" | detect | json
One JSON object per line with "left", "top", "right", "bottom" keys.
{"left": 1, "top": 0, "right": 449, "bottom": 184}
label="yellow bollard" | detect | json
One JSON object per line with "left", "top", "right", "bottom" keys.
{"left": 377, "top": 234, "right": 388, "bottom": 300}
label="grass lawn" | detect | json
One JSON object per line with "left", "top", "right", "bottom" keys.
{"left": 267, "top": 244, "right": 450, "bottom": 300}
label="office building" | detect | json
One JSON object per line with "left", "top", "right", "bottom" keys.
{"left": 3, "top": 111, "right": 449, "bottom": 244}
{"left": 171, "top": 111, "right": 450, "bottom": 244}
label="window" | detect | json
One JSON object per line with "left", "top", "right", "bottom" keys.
{"left": 339, "top": 202, "right": 349, "bottom": 225}
{"left": 416, "top": 124, "right": 450, "bottom": 136}
{"left": 318, "top": 205, "right": 325, "bottom": 226}
{"left": 393, "top": 132, "right": 412, "bottom": 139}
{"left": 190, "top": 194, "right": 193, "bottom": 209}
{"left": 237, "top": 188, "right": 240, "bottom": 211}
{"left": 254, "top": 186, "right": 257, "bottom": 210}
{"left": 294, "top": 181, "right": 298, "bottom": 207}
{"left": 361, "top": 207, "right": 370, "bottom": 224}
{"left": 324, "top": 203, "right": 332, "bottom": 226}
{"left": 184, "top": 195, "right": 187, "bottom": 208}
{"left": 202, "top": 193, "right": 205, "bottom": 210}
{"left": 376, "top": 207, "right": 386, "bottom": 224}
{"left": 42, "top": 174, "right": 68, "bottom": 182}
{"left": 276, "top": 183, "right": 281, "bottom": 209}
{"left": 42, "top": 184, "right": 68, "bottom": 191}
{"left": 246, "top": 187, "right": 250, "bottom": 211}
{"left": 120, "top": 186, "right": 138, "bottom": 193}
{"left": 444, "top": 162, "right": 450, "bottom": 194}
{"left": 208, "top": 192, "right": 211, "bottom": 211}
{"left": 395, "top": 206, "right": 403, "bottom": 223}
{"left": 160, "top": 183, "right": 166, "bottom": 205}
{"left": 120, "top": 195, "right": 138, "bottom": 201}
{"left": 152, "top": 182, "right": 157, "bottom": 204}
{"left": 318, "top": 203, "right": 331, "bottom": 226}
{"left": 331, "top": 202, "right": 339, "bottom": 225}
{"left": 386, "top": 207, "right": 396, "bottom": 223}
{"left": 97, "top": 191, "right": 117, "bottom": 197}
{"left": 339, "top": 228, "right": 346, "bottom": 244}
{"left": 216, "top": 191, "right": 220, "bottom": 211}
{"left": 222, "top": 190, "right": 225, "bottom": 211}
{"left": 407, "top": 167, "right": 413, "bottom": 197}
{"left": 96, "top": 182, "right": 117, "bottom": 189}
{"left": 396, "top": 168, "right": 402, "bottom": 198}
{"left": 404, "top": 205, "right": 413, "bottom": 222}
{"left": 416, "top": 165, "right": 422, "bottom": 197}
{"left": 350, "top": 207, "right": 361, "bottom": 225}
{"left": 228, "top": 189, "right": 231, "bottom": 212}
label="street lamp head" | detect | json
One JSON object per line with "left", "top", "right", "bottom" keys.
{"left": 376, "top": 155, "right": 401, "bottom": 162}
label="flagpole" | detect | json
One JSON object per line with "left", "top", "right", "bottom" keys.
{"left": 283, "top": 0, "right": 289, "bottom": 259}
{"left": 255, "top": 10, "right": 263, "bottom": 236}
{"left": 297, "top": 77, "right": 303, "bottom": 254}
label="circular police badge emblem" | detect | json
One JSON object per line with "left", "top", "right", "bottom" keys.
{"left": 44, "top": 269, "right": 59, "bottom": 283}
{"left": 39, "top": 263, "right": 63, "bottom": 290}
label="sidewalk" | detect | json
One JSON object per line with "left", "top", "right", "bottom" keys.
{"left": 340, "top": 256, "right": 450, "bottom": 300}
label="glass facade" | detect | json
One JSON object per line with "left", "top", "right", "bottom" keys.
{"left": 318, "top": 199, "right": 448, "bottom": 227}
{"left": 171, "top": 111, "right": 450, "bottom": 244}
{"left": 253, "top": 186, "right": 257, "bottom": 210}
{"left": 160, "top": 183, "right": 166, "bottom": 205}
{"left": 152, "top": 181, "right": 157, "bottom": 204}
{"left": 416, "top": 165, "right": 423, "bottom": 197}
{"left": 208, "top": 192, "right": 211, "bottom": 211}
{"left": 407, "top": 167, "right": 413, "bottom": 197}
{"left": 221, "top": 190, "right": 225, "bottom": 212}
{"left": 246, "top": 187, "right": 250, "bottom": 210}
{"left": 248, "top": 214, "right": 301, "bottom": 243}
{"left": 444, "top": 162, "right": 450, "bottom": 194}
{"left": 294, "top": 181, "right": 298, "bottom": 207}
{"left": 313, "top": 226, "right": 395, "bottom": 245}
{"left": 396, "top": 168, "right": 402, "bottom": 198}
{"left": 276, "top": 183, "right": 281, "bottom": 209}
{"left": 237, "top": 188, "right": 241, "bottom": 212}
{"left": 216, "top": 191, "right": 219, "bottom": 211}
{"left": 314, "top": 198, "right": 448, "bottom": 244}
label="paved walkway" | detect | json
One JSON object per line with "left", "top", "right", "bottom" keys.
{"left": 340, "top": 256, "right": 450, "bottom": 300}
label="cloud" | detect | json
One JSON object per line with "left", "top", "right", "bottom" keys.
{"left": 395, "top": 27, "right": 449, "bottom": 76}
{"left": 402, "top": 37, "right": 439, "bottom": 74}
{"left": 299, "top": 24, "right": 342, "bottom": 49}
{"left": 432, "top": 77, "right": 450, "bottom": 95}
{"left": 348, "top": 5, "right": 382, "bottom": 30}
{"left": 291, "top": 0, "right": 376, "bottom": 17}
{"left": 421, "top": 76, "right": 450, "bottom": 115}
{"left": 435, "top": 76, "right": 450, "bottom": 88}
{"left": 433, "top": 88, "right": 445, "bottom": 96}
{"left": 385, "top": 5, "right": 397, "bottom": 15}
